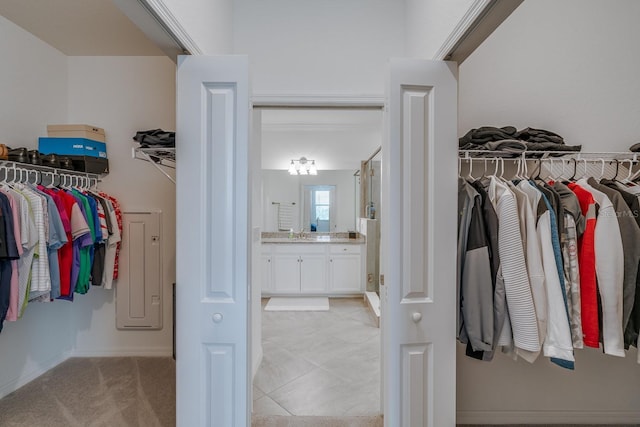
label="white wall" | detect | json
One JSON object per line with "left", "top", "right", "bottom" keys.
{"left": 405, "top": 0, "right": 475, "bottom": 58}
{"left": 262, "top": 170, "right": 357, "bottom": 233}
{"left": 233, "top": 0, "right": 405, "bottom": 95}
{"left": 66, "top": 56, "right": 176, "bottom": 356}
{"left": 459, "top": 0, "right": 640, "bottom": 152}
{"left": 159, "top": 0, "right": 233, "bottom": 54}
{"left": 0, "top": 16, "right": 73, "bottom": 399}
{"left": 457, "top": 1, "right": 640, "bottom": 423}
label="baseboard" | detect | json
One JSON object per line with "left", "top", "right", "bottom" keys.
{"left": 252, "top": 345, "right": 263, "bottom": 381}
{"left": 70, "top": 347, "right": 173, "bottom": 357}
{"left": 0, "top": 350, "right": 71, "bottom": 399}
{"left": 457, "top": 410, "right": 640, "bottom": 424}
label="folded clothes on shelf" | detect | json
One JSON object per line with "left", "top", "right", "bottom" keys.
{"left": 459, "top": 126, "right": 581, "bottom": 156}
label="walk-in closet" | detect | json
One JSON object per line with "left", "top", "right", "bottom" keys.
{"left": 455, "top": 1, "right": 640, "bottom": 424}
{"left": 0, "top": 2, "right": 177, "bottom": 424}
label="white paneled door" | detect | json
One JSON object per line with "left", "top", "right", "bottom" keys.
{"left": 381, "top": 59, "right": 458, "bottom": 427}
{"left": 176, "top": 55, "right": 250, "bottom": 426}
{"left": 176, "top": 56, "right": 457, "bottom": 427}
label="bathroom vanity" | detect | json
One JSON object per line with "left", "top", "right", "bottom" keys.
{"left": 261, "top": 233, "right": 365, "bottom": 296}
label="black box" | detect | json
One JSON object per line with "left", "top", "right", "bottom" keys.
{"left": 67, "top": 155, "right": 109, "bottom": 175}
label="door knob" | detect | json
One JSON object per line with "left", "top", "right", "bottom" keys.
{"left": 212, "top": 313, "right": 223, "bottom": 323}
{"left": 412, "top": 312, "right": 422, "bottom": 323}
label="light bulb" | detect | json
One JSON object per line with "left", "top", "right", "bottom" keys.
{"left": 288, "top": 160, "right": 297, "bottom": 175}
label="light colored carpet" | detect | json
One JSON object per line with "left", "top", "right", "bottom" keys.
{"left": 264, "top": 297, "right": 330, "bottom": 311}
{"left": 0, "top": 357, "right": 175, "bottom": 427}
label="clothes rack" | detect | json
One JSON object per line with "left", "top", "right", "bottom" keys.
{"left": 459, "top": 150, "right": 640, "bottom": 182}
{"left": 457, "top": 149, "right": 640, "bottom": 369}
{"left": 0, "top": 160, "right": 102, "bottom": 189}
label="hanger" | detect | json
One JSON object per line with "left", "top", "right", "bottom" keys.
{"left": 598, "top": 159, "right": 606, "bottom": 180}
{"left": 465, "top": 157, "right": 475, "bottom": 181}
{"left": 620, "top": 159, "right": 636, "bottom": 185}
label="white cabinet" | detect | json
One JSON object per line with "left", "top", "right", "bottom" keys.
{"left": 261, "top": 253, "right": 273, "bottom": 293}
{"left": 263, "top": 242, "right": 363, "bottom": 295}
{"left": 271, "top": 244, "right": 327, "bottom": 294}
{"left": 329, "top": 244, "right": 362, "bottom": 293}
{"left": 300, "top": 254, "right": 327, "bottom": 293}
{"left": 272, "top": 252, "right": 301, "bottom": 293}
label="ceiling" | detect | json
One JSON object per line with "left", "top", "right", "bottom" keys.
{"left": 0, "top": 0, "right": 165, "bottom": 56}
{"left": 260, "top": 109, "right": 382, "bottom": 171}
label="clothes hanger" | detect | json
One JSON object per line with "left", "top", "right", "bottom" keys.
{"left": 465, "top": 157, "right": 475, "bottom": 181}
{"left": 620, "top": 159, "right": 638, "bottom": 186}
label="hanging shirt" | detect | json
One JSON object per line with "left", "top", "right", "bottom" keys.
{"left": 16, "top": 185, "right": 51, "bottom": 301}
{"left": 607, "top": 181, "right": 640, "bottom": 350}
{"left": 588, "top": 177, "right": 640, "bottom": 345}
{"left": 488, "top": 177, "right": 539, "bottom": 354}
{"left": 1, "top": 187, "right": 24, "bottom": 323}
{"left": 576, "top": 178, "right": 625, "bottom": 357}
{"left": 457, "top": 178, "right": 479, "bottom": 341}
{"left": 54, "top": 190, "right": 82, "bottom": 299}
{"left": 0, "top": 193, "right": 19, "bottom": 331}
{"left": 519, "top": 181, "right": 574, "bottom": 366}
{"left": 101, "top": 197, "right": 121, "bottom": 290}
{"left": 12, "top": 186, "right": 37, "bottom": 316}
{"left": 37, "top": 189, "right": 67, "bottom": 299}
{"left": 510, "top": 182, "right": 546, "bottom": 362}
{"left": 460, "top": 181, "right": 493, "bottom": 352}
{"left": 99, "top": 193, "right": 123, "bottom": 281}
{"left": 553, "top": 181, "right": 585, "bottom": 349}
{"left": 69, "top": 191, "right": 93, "bottom": 295}
{"left": 567, "top": 183, "right": 600, "bottom": 348}
{"left": 466, "top": 181, "right": 504, "bottom": 362}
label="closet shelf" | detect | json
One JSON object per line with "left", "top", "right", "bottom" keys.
{"left": 132, "top": 146, "right": 175, "bottom": 184}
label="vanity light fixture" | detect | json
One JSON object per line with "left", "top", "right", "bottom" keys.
{"left": 288, "top": 157, "right": 318, "bottom": 175}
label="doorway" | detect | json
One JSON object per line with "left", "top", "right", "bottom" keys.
{"left": 252, "top": 106, "right": 384, "bottom": 418}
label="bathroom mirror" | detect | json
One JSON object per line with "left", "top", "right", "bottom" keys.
{"left": 302, "top": 185, "right": 336, "bottom": 232}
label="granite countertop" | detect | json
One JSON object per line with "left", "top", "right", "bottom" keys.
{"left": 261, "top": 231, "right": 365, "bottom": 244}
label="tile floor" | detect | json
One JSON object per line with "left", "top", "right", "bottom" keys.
{"left": 253, "top": 297, "right": 381, "bottom": 417}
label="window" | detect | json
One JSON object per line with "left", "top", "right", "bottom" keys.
{"left": 303, "top": 185, "right": 336, "bottom": 232}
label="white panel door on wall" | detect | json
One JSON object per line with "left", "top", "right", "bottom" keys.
{"left": 382, "top": 59, "right": 458, "bottom": 427}
{"left": 176, "top": 55, "right": 250, "bottom": 427}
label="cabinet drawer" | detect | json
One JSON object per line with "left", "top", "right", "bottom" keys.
{"left": 273, "top": 244, "right": 326, "bottom": 254}
{"left": 330, "top": 244, "right": 362, "bottom": 254}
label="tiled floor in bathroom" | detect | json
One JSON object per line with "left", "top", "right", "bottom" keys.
{"left": 253, "top": 297, "right": 381, "bottom": 417}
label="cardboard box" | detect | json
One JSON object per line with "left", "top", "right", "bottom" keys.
{"left": 39, "top": 137, "right": 107, "bottom": 158}
{"left": 47, "top": 124, "right": 106, "bottom": 143}
{"left": 67, "top": 155, "right": 109, "bottom": 175}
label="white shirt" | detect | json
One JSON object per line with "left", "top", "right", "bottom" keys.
{"left": 518, "top": 180, "right": 574, "bottom": 362}
{"left": 488, "top": 177, "right": 540, "bottom": 353}
{"left": 576, "top": 179, "right": 625, "bottom": 357}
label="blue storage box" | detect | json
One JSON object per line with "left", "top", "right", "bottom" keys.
{"left": 39, "top": 137, "right": 107, "bottom": 158}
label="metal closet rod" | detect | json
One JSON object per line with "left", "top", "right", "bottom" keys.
{"left": 0, "top": 160, "right": 102, "bottom": 187}
{"left": 459, "top": 150, "right": 640, "bottom": 161}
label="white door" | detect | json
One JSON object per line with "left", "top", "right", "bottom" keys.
{"left": 176, "top": 55, "right": 251, "bottom": 427}
{"left": 381, "top": 59, "right": 458, "bottom": 426}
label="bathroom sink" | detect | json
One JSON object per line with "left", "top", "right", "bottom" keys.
{"left": 315, "top": 235, "right": 331, "bottom": 242}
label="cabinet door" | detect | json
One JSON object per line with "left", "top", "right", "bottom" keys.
{"left": 300, "top": 254, "right": 327, "bottom": 294}
{"left": 261, "top": 255, "right": 272, "bottom": 293}
{"left": 272, "top": 254, "right": 301, "bottom": 293}
{"left": 330, "top": 255, "right": 362, "bottom": 293}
